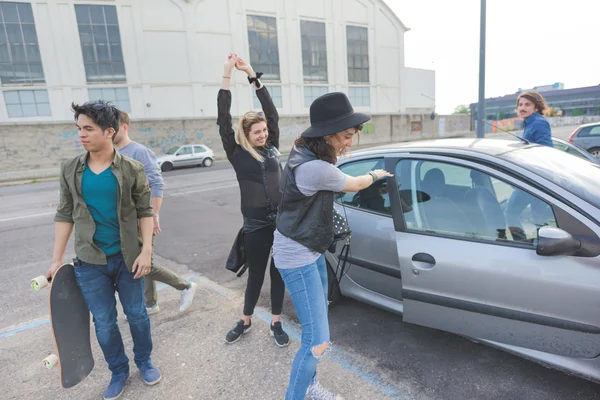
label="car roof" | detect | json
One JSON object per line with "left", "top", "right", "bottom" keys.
{"left": 577, "top": 121, "right": 600, "bottom": 128}
{"left": 345, "top": 137, "right": 532, "bottom": 159}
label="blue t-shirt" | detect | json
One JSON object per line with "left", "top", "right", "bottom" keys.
{"left": 82, "top": 165, "right": 121, "bottom": 256}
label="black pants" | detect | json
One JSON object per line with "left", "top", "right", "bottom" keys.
{"left": 243, "top": 227, "right": 285, "bottom": 316}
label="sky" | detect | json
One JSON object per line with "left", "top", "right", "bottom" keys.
{"left": 386, "top": 0, "right": 600, "bottom": 114}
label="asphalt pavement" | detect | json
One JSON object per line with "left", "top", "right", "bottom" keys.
{"left": 1, "top": 127, "right": 599, "bottom": 400}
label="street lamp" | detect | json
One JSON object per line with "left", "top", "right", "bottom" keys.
{"left": 476, "top": 0, "right": 486, "bottom": 138}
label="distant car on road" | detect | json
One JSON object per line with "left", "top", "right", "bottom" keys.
{"left": 156, "top": 144, "right": 215, "bottom": 172}
{"left": 568, "top": 122, "right": 600, "bottom": 159}
{"left": 552, "top": 137, "right": 600, "bottom": 164}
{"left": 325, "top": 138, "right": 600, "bottom": 384}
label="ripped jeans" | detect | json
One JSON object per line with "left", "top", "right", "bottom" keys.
{"left": 279, "top": 254, "right": 330, "bottom": 400}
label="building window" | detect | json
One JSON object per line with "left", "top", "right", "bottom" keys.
{"left": 3, "top": 89, "right": 50, "bottom": 117}
{"left": 304, "top": 86, "right": 327, "bottom": 107}
{"left": 349, "top": 87, "right": 370, "bottom": 107}
{"left": 75, "top": 5, "right": 126, "bottom": 83}
{"left": 346, "top": 26, "right": 369, "bottom": 83}
{"left": 88, "top": 87, "right": 130, "bottom": 112}
{"left": 301, "top": 21, "right": 327, "bottom": 83}
{"left": 247, "top": 15, "right": 280, "bottom": 81}
{"left": 0, "top": 2, "right": 45, "bottom": 84}
{"left": 253, "top": 85, "right": 282, "bottom": 109}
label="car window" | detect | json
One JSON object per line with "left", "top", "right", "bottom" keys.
{"left": 165, "top": 146, "right": 179, "bottom": 155}
{"left": 552, "top": 140, "right": 569, "bottom": 152}
{"left": 336, "top": 158, "right": 391, "bottom": 216}
{"left": 193, "top": 146, "right": 206, "bottom": 153}
{"left": 577, "top": 126, "right": 600, "bottom": 137}
{"left": 177, "top": 146, "right": 193, "bottom": 155}
{"left": 396, "top": 159, "right": 557, "bottom": 246}
{"left": 590, "top": 126, "right": 600, "bottom": 136}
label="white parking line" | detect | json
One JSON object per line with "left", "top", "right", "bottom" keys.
{"left": 0, "top": 211, "right": 55, "bottom": 223}
{"left": 166, "top": 183, "right": 238, "bottom": 197}
{"left": 0, "top": 183, "right": 238, "bottom": 222}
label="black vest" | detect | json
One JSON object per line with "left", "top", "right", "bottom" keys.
{"left": 276, "top": 145, "right": 334, "bottom": 254}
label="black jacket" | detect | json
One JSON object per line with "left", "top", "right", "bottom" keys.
{"left": 217, "top": 86, "right": 280, "bottom": 275}
{"left": 276, "top": 145, "right": 335, "bottom": 254}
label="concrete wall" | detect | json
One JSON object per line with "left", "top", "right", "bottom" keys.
{"left": 0, "top": 114, "right": 470, "bottom": 176}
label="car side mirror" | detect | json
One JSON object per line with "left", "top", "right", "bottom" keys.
{"left": 536, "top": 226, "right": 581, "bottom": 256}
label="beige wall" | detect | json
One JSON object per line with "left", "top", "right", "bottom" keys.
{"left": 0, "top": 114, "right": 470, "bottom": 175}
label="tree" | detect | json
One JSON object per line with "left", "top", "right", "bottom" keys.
{"left": 453, "top": 104, "right": 470, "bottom": 115}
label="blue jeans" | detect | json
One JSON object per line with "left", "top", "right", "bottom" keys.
{"left": 279, "top": 254, "right": 330, "bottom": 400}
{"left": 74, "top": 252, "right": 152, "bottom": 376}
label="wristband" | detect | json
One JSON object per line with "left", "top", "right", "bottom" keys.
{"left": 368, "top": 171, "right": 378, "bottom": 182}
{"left": 248, "top": 72, "right": 264, "bottom": 88}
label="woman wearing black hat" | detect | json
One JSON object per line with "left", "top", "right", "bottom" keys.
{"left": 274, "top": 92, "right": 393, "bottom": 399}
{"left": 218, "top": 53, "right": 289, "bottom": 348}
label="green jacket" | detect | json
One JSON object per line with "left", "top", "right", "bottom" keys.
{"left": 54, "top": 149, "right": 154, "bottom": 270}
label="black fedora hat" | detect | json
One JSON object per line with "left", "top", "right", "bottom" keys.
{"left": 301, "top": 92, "right": 371, "bottom": 138}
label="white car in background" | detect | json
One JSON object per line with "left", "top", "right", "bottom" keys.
{"left": 156, "top": 144, "right": 215, "bottom": 172}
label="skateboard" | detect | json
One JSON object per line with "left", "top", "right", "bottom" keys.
{"left": 31, "top": 263, "right": 94, "bottom": 388}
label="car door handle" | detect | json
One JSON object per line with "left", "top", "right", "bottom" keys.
{"left": 412, "top": 253, "right": 436, "bottom": 266}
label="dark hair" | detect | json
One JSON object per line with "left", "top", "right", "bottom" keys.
{"left": 295, "top": 124, "right": 363, "bottom": 164}
{"left": 517, "top": 91, "right": 549, "bottom": 116}
{"left": 71, "top": 100, "right": 120, "bottom": 141}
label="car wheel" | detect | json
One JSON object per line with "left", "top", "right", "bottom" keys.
{"left": 326, "top": 259, "right": 342, "bottom": 307}
{"left": 202, "top": 158, "right": 213, "bottom": 167}
{"left": 589, "top": 147, "right": 600, "bottom": 159}
{"left": 161, "top": 162, "right": 173, "bottom": 172}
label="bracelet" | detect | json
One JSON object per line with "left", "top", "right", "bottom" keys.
{"left": 223, "top": 76, "right": 231, "bottom": 79}
{"left": 368, "top": 171, "right": 378, "bottom": 182}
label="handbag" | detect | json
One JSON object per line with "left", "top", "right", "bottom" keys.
{"left": 328, "top": 206, "right": 351, "bottom": 253}
{"left": 226, "top": 228, "right": 249, "bottom": 277}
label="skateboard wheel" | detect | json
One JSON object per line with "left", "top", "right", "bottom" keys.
{"left": 31, "top": 276, "right": 49, "bottom": 291}
{"left": 43, "top": 354, "right": 59, "bottom": 369}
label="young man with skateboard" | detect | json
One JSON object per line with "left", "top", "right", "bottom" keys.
{"left": 47, "top": 101, "right": 161, "bottom": 400}
{"left": 114, "top": 110, "right": 197, "bottom": 314}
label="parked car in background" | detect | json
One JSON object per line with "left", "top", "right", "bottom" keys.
{"left": 568, "top": 122, "right": 600, "bottom": 159}
{"left": 156, "top": 144, "right": 214, "bottom": 172}
{"left": 325, "top": 138, "right": 600, "bottom": 384}
{"left": 552, "top": 137, "right": 600, "bottom": 164}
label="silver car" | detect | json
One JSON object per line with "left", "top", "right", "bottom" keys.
{"left": 568, "top": 122, "right": 600, "bottom": 159}
{"left": 325, "top": 138, "right": 600, "bottom": 384}
{"left": 156, "top": 144, "right": 215, "bottom": 172}
{"left": 552, "top": 137, "right": 600, "bottom": 164}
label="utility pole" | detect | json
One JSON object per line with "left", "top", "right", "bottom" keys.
{"left": 476, "top": 0, "right": 486, "bottom": 138}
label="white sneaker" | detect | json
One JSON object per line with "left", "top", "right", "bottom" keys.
{"left": 146, "top": 303, "right": 160, "bottom": 315}
{"left": 306, "top": 380, "right": 344, "bottom": 400}
{"left": 179, "top": 282, "right": 197, "bottom": 313}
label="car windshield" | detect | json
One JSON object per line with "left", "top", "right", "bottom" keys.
{"left": 165, "top": 146, "right": 179, "bottom": 155}
{"left": 501, "top": 146, "right": 600, "bottom": 209}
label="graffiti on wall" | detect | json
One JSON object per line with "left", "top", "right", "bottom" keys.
{"left": 135, "top": 126, "right": 209, "bottom": 155}
{"left": 411, "top": 121, "right": 423, "bottom": 133}
{"left": 35, "top": 129, "right": 82, "bottom": 160}
{"left": 362, "top": 122, "right": 375, "bottom": 134}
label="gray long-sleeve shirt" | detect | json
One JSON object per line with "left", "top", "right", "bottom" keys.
{"left": 118, "top": 141, "right": 165, "bottom": 198}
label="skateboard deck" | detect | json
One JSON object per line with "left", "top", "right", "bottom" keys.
{"left": 31, "top": 263, "right": 94, "bottom": 388}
